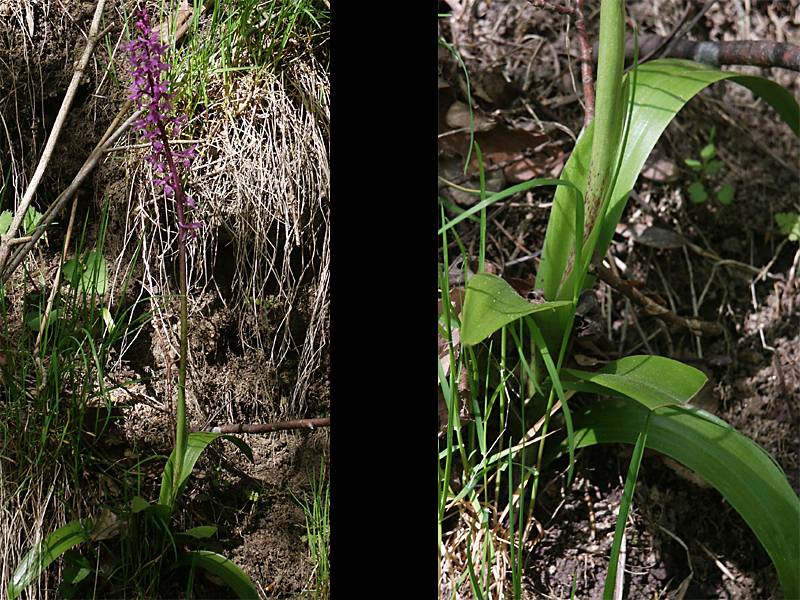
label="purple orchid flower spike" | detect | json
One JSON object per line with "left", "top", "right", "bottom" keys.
{"left": 126, "top": 6, "right": 202, "bottom": 238}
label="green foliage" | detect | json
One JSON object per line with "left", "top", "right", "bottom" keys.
{"left": 562, "top": 355, "right": 707, "bottom": 410}
{"left": 776, "top": 211, "right": 800, "bottom": 242}
{"left": 441, "top": 19, "right": 799, "bottom": 599}
{"left": 0, "top": 206, "right": 43, "bottom": 236}
{"left": 9, "top": 433, "right": 256, "bottom": 599}
{"left": 159, "top": 432, "right": 254, "bottom": 509}
{"left": 292, "top": 458, "right": 330, "bottom": 599}
{"left": 460, "top": 273, "right": 572, "bottom": 346}
{"left": 179, "top": 551, "right": 259, "bottom": 599}
{"left": 535, "top": 58, "right": 797, "bottom": 302}
{"left": 62, "top": 250, "right": 108, "bottom": 296}
{"left": 682, "top": 127, "right": 735, "bottom": 205}
{"left": 562, "top": 397, "right": 800, "bottom": 598}
{"left": 8, "top": 521, "right": 92, "bottom": 600}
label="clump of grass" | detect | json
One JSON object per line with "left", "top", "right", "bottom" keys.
{"left": 293, "top": 457, "right": 330, "bottom": 599}
{"left": 0, "top": 201, "right": 144, "bottom": 599}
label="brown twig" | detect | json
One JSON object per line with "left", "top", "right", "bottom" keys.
{"left": 594, "top": 263, "right": 723, "bottom": 337}
{"left": 623, "top": 35, "right": 800, "bottom": 72}
{"left": 637, "top": 0, "right": 720, "bottom": 65}
{"left": 574, "top": 0, "right": 594, "bottom": 126}
{"left": 207, "top": 417, "right": 331, "bottom": 434}
{"left": 34, "top": 193, "right": 80, "bottom": 355}
{"left": 1, "top": 110, "right": 142, "bottom": 282}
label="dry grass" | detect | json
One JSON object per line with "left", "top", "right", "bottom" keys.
{"left": 119, "top": 51, "right": 329, "bottom": 423}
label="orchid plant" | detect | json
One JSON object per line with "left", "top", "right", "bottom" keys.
{"left": 9, "top": 7, "right": 258, "bottom": 599}
{"left": 438, "top": 0, "right": 799, "bottom": 597}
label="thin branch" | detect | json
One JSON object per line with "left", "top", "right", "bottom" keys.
{"left": 594, "top": 263, "right": 723, "bottom": 337}
{"left": 622, "top": 36, "right": 800, "bottom": 72}
{"left": 0, "top": 0, "right": 107, "bottom": 272}
{"left": 207, "top": 417, "right": 331, "bottom": 434}
{"left": 34, "top": 193, "right": 80, "bottom": 354}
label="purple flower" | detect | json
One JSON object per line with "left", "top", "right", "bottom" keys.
{"left": 126, "top": 6, "right": 202, "bottom": 237}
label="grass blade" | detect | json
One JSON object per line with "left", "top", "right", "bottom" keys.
{"left": 603, "top": 411, "right": 650, "bottom": 599}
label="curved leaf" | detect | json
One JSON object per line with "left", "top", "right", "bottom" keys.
{"left": 460, "top": 273, "right": 572, "bottom": 346}
{"left": 160, "top": 432, "right": 254, "bottom": 508}
{"left": 178, "top": 525, "right": 218, "bottom": 540}
{"left": 563, "top": 355, "right": 707, "bottom": 410}
{"left": 8, "top": 520, "right": 91, "bottom": 600}
{"left": 180, "top": 550, "right": 259, "bottom": 599}
{"left": 560, "top": 398, "right": 800, "bottom": 598}
{"left": 537, "top": 59, "right": 800, "bottom": 300}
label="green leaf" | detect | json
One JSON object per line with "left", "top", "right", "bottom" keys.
{"left": 687, "top": 181, "right": 708, "bottom": 203}
{"left": 180, "top": 525, "right": 218, "bottom": 539}
{"left": 563, "top": 355, "right": 707, "bottom": 410}
{"left": 101, "top": 307, "right": 115, "bottom": 335}
{"left": 84, "top": 250, "right": 107, "bottom": 295}
{"left": 459, "top": 273, "right": 573, "bottom": 346}
{"left": 59, "top": 552, "right": 93, "bottom": 599}
{"left": 23, "top": 206, "right": 42, "bottom": 236}
{"left": 24, "top": 309, "right": 61, "bottom": 332}
{"left": 604, "top": 411, "right": 650, "bottom": 600}
{"left": 776, "top": 212, "right": 800, "bottom": 242}
{"left": 63, "top": 250, "right": 108, "bottom": 295}
{"left": 717, "top": 183, "right": 735, "bottom": 205}
{"left": 683, "top": 158, "right": 702, "bottom": 171}
{"left": 62, "top": 257, "right": 79, "bottom": 283}
{"left": 704, "top": 159, "right": 723, "bottom": 175}
{"left": 8, "top": 520, "right": 91, "bottom": 600}
{"left": 180, "top": 550, "right": 259, "bottom": 599}
{"left": 0, "top": 210, "right": 12, "bottom": 234}
{"left": 561, "top": 398, "right": 800, "bottom": 598}
{"left": 131, "top": 495, "right": 151, "bottom": 513}
{"left": 159, "top": 432, "right": 254, "bottom": 508}
{"left": 536, "top": 58, "right": 799, "bottom": 302}
{"left": 699, "top": 143, "right": 716, "bottom": 161}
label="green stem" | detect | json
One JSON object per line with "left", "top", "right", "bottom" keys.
{"left": 582, "top": 0, "right": 625, "bottom": 240}
{"left": 155, "top": 122, "right": 189, "bottom": 500}
{"left": 175, "top": 239, "right": 188, "bottom": 496}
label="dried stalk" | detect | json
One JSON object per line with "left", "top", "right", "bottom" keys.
{"left": 207, "top": 417, "right": 331, "bottom": 434}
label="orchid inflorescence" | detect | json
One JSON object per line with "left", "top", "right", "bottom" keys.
{"left": 126, "top": 6, "right": 201, "bottom": 236}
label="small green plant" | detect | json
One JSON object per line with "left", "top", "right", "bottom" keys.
{"left": 0, "top": 206, "right": 42, "bottom": 236}
{"left": 292, "top": 458, "right": 330, "bottom": 599}
{"left": 776, "top": 211, "right": 800, "bottom": 242}
{"left": 683, "top": 126, "right": 735, "bottom": 205}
